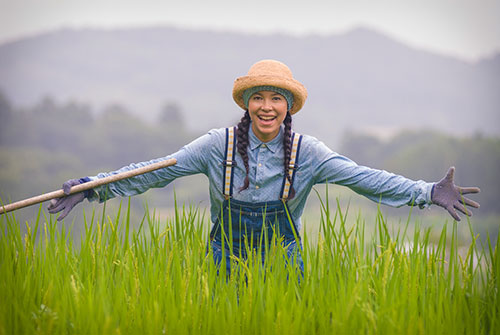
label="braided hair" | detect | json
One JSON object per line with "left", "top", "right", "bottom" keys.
{"left": 282, "top": 111, "right": 295, "bottom": 199}
{"left": 236, "top": 110, "right": 251, "bottom": 192}
{"left": 236, "top": 110, "right": 295, "bottom": 199}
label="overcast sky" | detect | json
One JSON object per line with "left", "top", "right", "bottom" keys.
{"left": 0, "top": 0, "right": 499, "bottom": 61}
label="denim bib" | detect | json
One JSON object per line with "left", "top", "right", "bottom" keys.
{"left": 208, "top": 127, "right": 304, "bottom": 275}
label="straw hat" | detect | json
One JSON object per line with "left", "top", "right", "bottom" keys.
{"left": 232, "top": 59, "right": 308, "bottom": 115}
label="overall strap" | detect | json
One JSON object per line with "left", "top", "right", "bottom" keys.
{"left": 280, "top": 132, "right": 303, "bottom": 200}
{"left": 222, "top": 127, "right": 237, "bottom": 199}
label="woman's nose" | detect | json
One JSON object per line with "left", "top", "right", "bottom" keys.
{"left": 261, "top": 99, "right": 273, "bottom": 110}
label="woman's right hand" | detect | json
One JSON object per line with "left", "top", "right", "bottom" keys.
{"left": 47, "top": 179, "right": 86, "bottom": 221}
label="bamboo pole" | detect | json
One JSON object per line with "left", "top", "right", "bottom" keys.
{"left": 0, "top": 158, "right": 177, "bottom": 215}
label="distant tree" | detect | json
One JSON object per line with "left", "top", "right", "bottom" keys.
{"left": 340, "top": 131, "right": 383, "bottom": 168}
{"left": 159, "top": 101, "right": 184, "bottom": 127}
{"left": 0, "top": 90, "right": 11, "bottom": 118}
{"left": 34, "top": 96, "right": 58, "bottom": 116}
{"left": 60, "top": 101, "right": 94, "bottom": 125}
{"left": 0, "top": 90, "right": 12, "bottom": 143}
{"left": 101, "top": 103, "right": 133, "bottom": 120}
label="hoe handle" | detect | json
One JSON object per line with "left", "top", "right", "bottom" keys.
{"left": 0, "top": 158, "right": 177, "bottom": 215}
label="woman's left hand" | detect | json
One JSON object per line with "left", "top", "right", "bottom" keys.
{"left": 431, "top": 167, "right": 480, "bottom": 221}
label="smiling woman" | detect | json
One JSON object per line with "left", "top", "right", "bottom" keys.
{"left": 47, "top": 59, "right": 480, "bottom": 276}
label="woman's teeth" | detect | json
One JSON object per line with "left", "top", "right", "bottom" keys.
{"left": 259, "top": 116, "right": 276, "bottom": 121}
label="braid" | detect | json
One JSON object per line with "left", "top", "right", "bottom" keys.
{"left": 237, "top": 110, "right": 251, "bottom": 192}
{"left": 283, "top": 112, "right": 295, "bottom": 199}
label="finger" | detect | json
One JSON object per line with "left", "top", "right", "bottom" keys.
{"left": 446, "top": 205, "right": 461, "bottom": 222}
{"left": 63, "top": 179, "right": 81, "bottom": 195}
{"left": 458, "top": 186, "right": 480, "bottom": 194}
{"left": 57, "top": 207, "right": 71, "bottom": 221}
{"left": 57, "top": 213, "right": 66, "bottom": 222}
{"left": 63, "top": 182, "right": 73, "bottom": 195}
{"left": 460, "top": 197, "right": 480, "bottom": 209}
{"left": 454, "top": 201, "right": 472, "bottom": 217}
{"left": 48, "top": 198, "right": 68, "bottom": 214}
{"left": 445, "top": 166, "right": 455, "bottom": 182}
{"left": 58, "top": 201, "right": 77, "bottom": 221}
{"left": 47, "top": 198, "right": 63, "bottom": 213}
{"left": 47, "top": 199, "right": 59, "bottom": 211}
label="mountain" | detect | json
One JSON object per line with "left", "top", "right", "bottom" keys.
{"left": 0, "top": 26, "right": 498, "bottom": 147}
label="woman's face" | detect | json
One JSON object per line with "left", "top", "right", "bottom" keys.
{"left": 247, "top": 90, "right": 288, "bottom": 142}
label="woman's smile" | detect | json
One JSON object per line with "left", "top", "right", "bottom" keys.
{"left": 258, "top": 115, "right": 277, "bottom": 121}
{"left": 256, "top": 113, "right": 278, "bottom": 126}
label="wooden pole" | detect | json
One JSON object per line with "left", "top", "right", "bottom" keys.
{"left": 0, "top": 158, "right": 177, "bottom": 215}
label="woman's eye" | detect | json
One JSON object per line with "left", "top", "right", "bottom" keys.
{"left": 272, "top": 96, "right": 282, "bottom": 101}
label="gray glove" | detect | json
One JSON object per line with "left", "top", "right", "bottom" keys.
{"left": 431, "top": 167, "right": 480, "bottom": 221}
{"left": 47, "top": 178, "right": 89, "bottom": 221}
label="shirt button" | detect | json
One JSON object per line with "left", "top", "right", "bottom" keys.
{"left": 258, "top": 163, "right": 262, "bottom": 167}
{"left": 255, "top": 185, "right": 260, "bottom": 189}
{"left": 262, "top": 144, "right": 267, "bottom": 148}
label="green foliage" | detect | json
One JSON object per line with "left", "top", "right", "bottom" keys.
{"left": 0, "top": 90, "right": 12, "bottom": 138}
{"left": 0, "top": 198, "right": 498, "bottom": 334}
{"left": 0, "top": 147, "right": 85, "bottom": 201}
{"left": 0, "top": 96, "right": 192, "bottom": 167}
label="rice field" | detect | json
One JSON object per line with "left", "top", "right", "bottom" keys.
{"left": 0, "top": 196, "right": 498, "bottom": 334}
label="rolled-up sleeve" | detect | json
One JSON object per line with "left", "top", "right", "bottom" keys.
{"left": 87, "top": 131, "right": 215, "bottom": 202}
{"left": 310, "top": 138, "right": 433, "bottom": 208}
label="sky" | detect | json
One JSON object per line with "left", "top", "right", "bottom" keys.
{"left": 0, "top": 0, "right": 499, "bottom": 62}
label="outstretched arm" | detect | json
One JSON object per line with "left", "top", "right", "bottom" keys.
{"left": 47, "top": 129, "right": 221, "bottom": 221}
{"left": 306, "top": 136, "right": 480, "bottom": 218}
{"left": 431, "top": 167, "right": 480, "bottom": 221}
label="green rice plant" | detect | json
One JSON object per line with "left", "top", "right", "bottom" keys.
{"left": 0, "top": 193, "right": 498, "bottom": 334}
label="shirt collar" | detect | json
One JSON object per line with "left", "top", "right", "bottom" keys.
{"left": 248, "top": 123, "right": 283, "bottom": 153}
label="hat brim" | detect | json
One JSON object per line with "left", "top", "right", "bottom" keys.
{"left": 232, "top": 75, "right": 307, "bottom": 115}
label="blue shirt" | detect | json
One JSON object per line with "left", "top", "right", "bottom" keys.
{"left": 88, "top": 125, "right": 433, "bottom": 231}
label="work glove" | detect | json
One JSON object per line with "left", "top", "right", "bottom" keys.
{"left": 431, "top": 167, "right": 480, "bottom": 221}
{"left": 47, "top": 178, "right": 91, "bottom": 221}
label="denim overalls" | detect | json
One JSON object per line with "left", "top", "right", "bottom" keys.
{"left": 208, "top": 127, "right": 304, "bottom": 275}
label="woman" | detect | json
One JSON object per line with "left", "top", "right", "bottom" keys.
{"left": 48, "top": 59, "right": 480, "bottom": 273}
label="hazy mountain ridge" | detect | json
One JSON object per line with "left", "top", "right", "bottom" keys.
{"left": 0, "top": 26, "right": 498, "bottom": 147}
